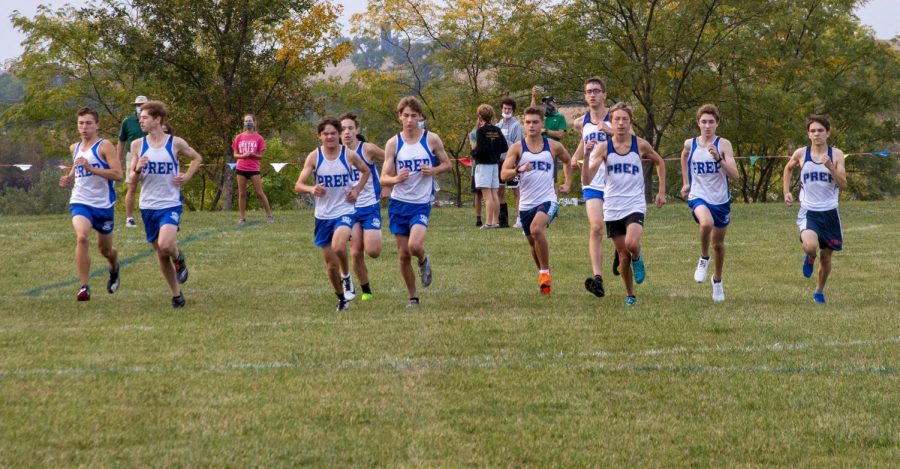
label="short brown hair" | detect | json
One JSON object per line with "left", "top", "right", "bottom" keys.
{"left": 696, "top": 104, "right": 719, "bottom": 123}
{"left": 317, "top": 116, "right": 342, "bottom": 134}
{"left": 806, "top": 114, "right": 830, "bottom": 132}
{"left": 500, "top": 97, "right": 517, "bottom": 111}
{"left": 76, "top": 107, "right": 99, "bottom": 123}
{"left": 141, "top": 100, "right": 168, "bottom": 124}
{"left": 609, "top": 102, "right": 633, "bottom": 121}
{"left": 523, "top": 106, "right": 544, "bottom": 120}
{"left": 584, "top": 77, "right": 607, "bottom": 91}
{"left": 396, "top": 96, "right": 424, "bottom": 116}
{"left": 477, "top": 104, "right": 494, "bottom": 124}
{"left": 339, "top": 112, "right": 359, "bottom": 128}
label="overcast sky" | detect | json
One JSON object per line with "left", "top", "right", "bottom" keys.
{"left": 2, "top": 0, "right": 898, "bottom": 64}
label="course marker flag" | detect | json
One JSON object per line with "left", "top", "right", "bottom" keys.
{"left": 14, "top": 164, "right": 32, "bottom": 171}
{"left": 271, "top": 163, "right": 287, "bottom": 173}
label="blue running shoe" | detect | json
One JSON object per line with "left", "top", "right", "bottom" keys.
{"left": 813, "top": 291, "right": 826, "bottom": 304}
{"left": 624, "top": 295, "right": 637, "bottom": 306}
{"left": 802, "top": 255, "right": 815, "bottom": 278}
{"left": 632, "top": 255, "right": 646, "bottom": 284}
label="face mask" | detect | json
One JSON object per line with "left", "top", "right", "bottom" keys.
{"left": 244, "top": 122, "right": 255, "bottom": 130}
{"left": 418, "top": 120, "right": 425, "bottom": 129}
{"left": 135, "top": 107, "right": 142, "bottom": 114}
{"left": 502, "top": 112, "right": 512, "bottom": 119}
{"left": 545, "top": 104, "right": 555, "bottom": 116}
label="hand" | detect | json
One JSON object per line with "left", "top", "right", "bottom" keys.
{"left": 531, "top": 85, "right": 542, "bottom": 97}
{"left": 346, "top": 188, "right": 359, "bottom": 203}
{"left": 74, "top": 156, "right": 92, "bottom": 173}
{"left": 135, "top": 156, "right": 149, "bottom": 171}
{"left": 655, "top": 193, "right": 666, "bottom": 208}
{"left": 585, "top": 139, "right": 597, "bottom": 154}
{"left": 312, "top": 184, "right": 326, "bottom": 197}
{"left": 570, "top": 158, "right": 581, "bottom": 170}
{"left": 823, "top": 159, "right": 835, "bottom": 172}
{"left": 420, "top": 161, "right": 435, "bottom": 176}
{"left": 517, "top": 163, "right": 533, "bottom": 173}
{"left": 559, "top": 183, "right": 570, "bottom": 194}
{"left": 680, "top": 184, "right": 690, "bottom": 199}
{"left": 173, "top": 173, "right": 191, "bottom": 187}
{"left": 708, "top": 144, "right": 720, "bottom": 162}
{"left": 59, "top": 173, "right": 74, "bottom": 187}
{"left": 396, "top": 168, "right": 411, "bottom": 182}
{"left": 784, "top": 192, "right": 793, "bottom": 207}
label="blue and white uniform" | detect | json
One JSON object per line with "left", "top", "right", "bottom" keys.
{"left": 582, "top": 112, "right": 610, "bottom": 201}
{"left": 69, "top": 139, "right": 115, "bottom": 234}
{"left": 313, "top": 145, "right": 356, "bottom": 247}
{"left": 603, "top": 135, "right": 646, "bottom": 222}
{"left": 687, "top": 137, "right": 731, "bottom": 228}
{"left": 797, "top": 146, "right": 842, "bottom": 251}
{"left": 517, "top": 137, "right": 558, "bottom": 236}
{"left": 350, "top": 142, "right": 382, "bottom": 231}
{"left": 389, "top": 130, "right": 437, "bottom": 236}
{"left": 137, "top": 135, "right": 183, "bottom": 242}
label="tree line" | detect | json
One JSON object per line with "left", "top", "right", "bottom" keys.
{"left": 1, "top": 0, "right": 897, "bottom": 213}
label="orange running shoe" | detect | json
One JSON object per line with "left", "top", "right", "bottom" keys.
{"left": 539, "top": 271, "right": 551, "bottom": 296}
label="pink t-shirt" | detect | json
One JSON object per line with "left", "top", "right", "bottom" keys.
{"left": 232, "top": 133, "right": 266, "bottom": 172}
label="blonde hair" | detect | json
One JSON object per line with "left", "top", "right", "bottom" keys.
{"left": 609, "top": 102, "right": 633, "bottom": 121}
{"left": 477, "top": 104, "right": 494, "bottom": 124}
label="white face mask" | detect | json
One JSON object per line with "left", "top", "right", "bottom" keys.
{"left": 502, "top": 112, "right": 512, "bottom": 119}
{"left": 135, "top": 106, "right": 142, "bottom": 114}
{"left": 417, "top": 120, "right": 425, "bottom": 129}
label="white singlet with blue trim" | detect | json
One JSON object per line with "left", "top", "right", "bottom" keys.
{"left": 687, "top": 137, "right": 730, "bottom": 205}
{"left": 70, "top": 139, "right": 115, "bottom": 208}
{"left": 314, "top": 145, "right": 356, "bottom": 220}
{"left": 583, "top": 112, "right": 610, "bottom": 192}
{"left": 799, "top": 146, "right": 839, "bottom": 211}
{"left": 138, "top": 135, "right": 182, "bottom": 210}
{"left": 517, "top": 137, "right": 557, "bottom": 211}
{"left": 391, "top": 130, "right": 438, "bottom": 204}
{"left": 603, "top": 135, "right": 646, "bottom": 221}
{"left": 351, "top": 142, "right": 380, "bottom": 208}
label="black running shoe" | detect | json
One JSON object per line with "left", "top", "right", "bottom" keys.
{"left": 172, "top": 291, "right": 186, "bottom": 308}
{"left": 174, "top": 250, "right": 188, "bottom": 284}
{"left": 612, "top": 251, "right": 620, "bottom": 276}
{"left": 584, "top": 276, "right": 605, "bottom": 297}
{"left": 336, "top": 298, "right": 351, "bottom": 311}
{"left": 107, "top": 262, "right": 120, "bottom": 294}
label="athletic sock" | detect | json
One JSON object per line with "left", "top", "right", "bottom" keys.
{"left": 594, "top": 274, "right": 602, "bottom": 280}
{"left": 702, "top": 256, "right": 710, "bottom": 260}
{"left": 539, "top": 269, "right": 550, "bottom": 274}
{"left": 361, "top": 283, "right": 372, "bottom": 294}
{"left": 341, "top": 273, "right": 350, "bottom": 279}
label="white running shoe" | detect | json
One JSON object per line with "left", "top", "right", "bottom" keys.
{"left": 513, "top": 217, "right": 522, "bottom": 229}
{"left": 693, "top": 257, "right": 709, "bottom": 283}
{"left": 711, "top": 277, "right": 725, "bottom": 302}
{"left": 341, "top": 275, "right": 356, "bottom": 300}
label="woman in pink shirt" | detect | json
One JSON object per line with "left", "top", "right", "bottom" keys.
{"left": 232, "top": 114, "right": 274, "bottom": 223}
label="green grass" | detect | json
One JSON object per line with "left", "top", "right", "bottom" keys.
{"left": 1, "top": 201, "right": 898, "bottom": 466}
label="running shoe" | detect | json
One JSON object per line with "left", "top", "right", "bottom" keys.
{"left": 419, "top": 256, "right": 432, "bottom": 287}
{"left": 361, "top": 292, "right": 374, "bottom": 301}
{"left": 624, "top": 295, "right": 637, "bottom": 306}
{"left": 125, "top": 217, "right": 136, "bottom": 228}
{"left": 632, "top": 255, "right": 646, "bottom": 284}
{"left": 694, "top": 257, "right": 709, "bottom": 283}
{"left": 342, "top": 276, "right": 356, "bottom": 301}
{"left": 584, "top": 276, "right": 605, "bottom": 297}
{"left": 813, "top": 290, "right": 826, "bottom": 304}
{"left": 266, "top": 215, "right": 275, "bottom": 224}
{"left": 172, "top": 291, "right": 186, "bottom": 308}
{"left": 802, "top": 255, "right": 815, "bottom": 278}
{"left": 612, "top": 251, "right": 620, "bottom": 276}
{"left": 238, "top": 218, "right": 246, "bottom": 225}
{"left": 539, "top": 271, "right": 552, "bottom": 296}
{"left": 513, "top": 217, "right": 522, "bottom": 229}
{"left": 174, "top": 250, "right": 188, "bottom": 284}
{"left": 77, "top": 285, "right": 91, "bottom": 301}
{"left": 336, "top": 298, "right": 351, "bottom": 311}
{"left": 711, "top": 278, "right": 725, "bottom": 302}
{"left": 107, "top": 262, "right": 120, "bottom": 294}
{"left": 407, "top": 298, "right": 420, "bottom": 308}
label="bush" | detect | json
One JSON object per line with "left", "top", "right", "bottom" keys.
{"left": 0, "top": 166, "right": 69, "bottom": 215}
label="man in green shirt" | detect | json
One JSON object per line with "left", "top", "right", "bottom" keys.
{"left": 530, "top": 87, "right": 571, "bottom": 192}
{"left": 118, "top": 95, "right": 149, "bottom": 227}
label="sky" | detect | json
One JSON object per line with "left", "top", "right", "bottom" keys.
{"left": 2, "top": 0, "right": 898, "bottom": 64}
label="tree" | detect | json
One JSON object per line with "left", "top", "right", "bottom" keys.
{"left": 7, "top": 0, "right": 350, "bottom": 210}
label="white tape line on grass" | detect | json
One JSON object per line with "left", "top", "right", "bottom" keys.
{"left": 3, "top": 336, "right": 897, "bottom": 378}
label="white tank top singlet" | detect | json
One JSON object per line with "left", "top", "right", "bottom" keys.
{"left": 70, "top": 139, "right": 115, "bottom": 208}
{"left": 517, "top": 137, "right": 557, "bottom": 211}
{"left": 799, "top": 146, "right": 839, "bottom": 211}
{"left": 391, "top": 130, "right": 437, "bottom": 204}
{"left": 687, "top": 137, "right": 730, "bottom": 205}
{"left": 138, "top": 135, "right": 182, "bottom": 210}
{"left": 603, "top": 135, "right": 646, "bottom": 221}
{"left": 583, "top": 111, "right": 610, "bottom": 192}
{"left": 314, "top": 145, "right": 356, "bottom": 219}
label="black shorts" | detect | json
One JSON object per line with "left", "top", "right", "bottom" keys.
{"left": 605, "top": 212, "right": 645, "bottom": 238}
{"left": 236, "top": 169, "right": 260, "bottom": 178}
{"left": 470, "top": 164, "right": 478, "bottom": 194}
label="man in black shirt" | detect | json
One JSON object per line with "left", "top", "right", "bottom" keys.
{"left": 471, "top": 104, "right": 509, "bottom": 229}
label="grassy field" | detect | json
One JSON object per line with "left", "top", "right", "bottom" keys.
{"left": 1, "top": 200, "right": 898, "bottom": 466}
